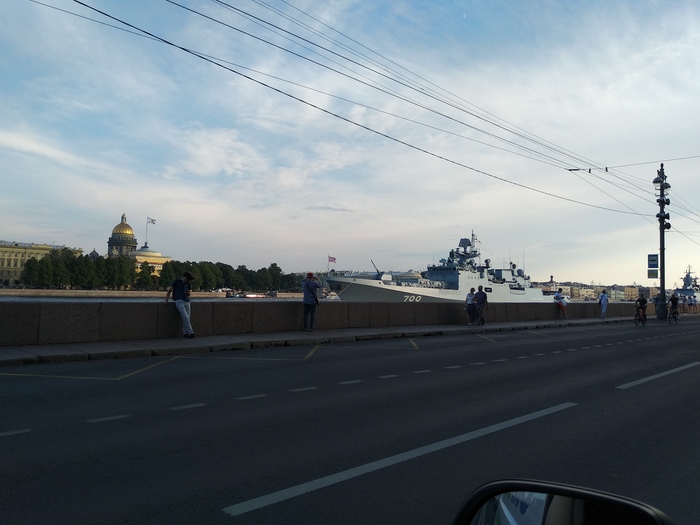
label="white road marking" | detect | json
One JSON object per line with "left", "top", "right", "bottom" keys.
{"left": 87, "top": 415, "right": 130, "bottom": 423}
{"left": 378, "top": 374, "right": 398, "bottom": 379}
{"left": 0, "top": 428, "right": 31, "bottom": 437}
{"left": 338, "top": 380, "right": 362, "bottom": 385}
{"left": 222, "top": 403, "right": 578, "bottom": 517}
{"left": 237, "top": 394, "right": 267, "bottom": 400}
{"left": 616, "top": 362, "right": 700, "bottom": 390}
{"left": 444, "top": 365, "right": 461, "bottom": 369}
{"left": 170, "top": 403, "right": 206, "bottom": 411}
{"left": 289, "top": 387, "right": 317, "bottom": 392}
{"left": 412, "top": 370, "right": 431, "bottom": 374}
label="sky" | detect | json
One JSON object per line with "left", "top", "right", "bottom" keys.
{"left": 2, "top": 0, "right": 700, "bottom": 288}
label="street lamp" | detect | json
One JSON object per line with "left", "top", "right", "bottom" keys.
{"left": 653, "top": 163, "right": 671, "bottom": 320}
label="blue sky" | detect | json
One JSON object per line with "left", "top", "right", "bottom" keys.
{"left": 2, "top": 0, "right": 700, "bottom": 287}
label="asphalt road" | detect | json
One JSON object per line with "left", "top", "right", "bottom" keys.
{"left": 1, "top": 318, "right": 699, "bottom": 524}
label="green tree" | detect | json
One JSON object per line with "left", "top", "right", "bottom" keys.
{"left": 20, "top": 257, "right": 41, "bottom": 287}
{"left": 104, "top": 257, "right": 119, "bottom": 289}
{"left": 159, "top": 261, "right": 177, "bottom": 290}
{"left": 71, "top": 256, "right": 99, "bottom": 289}
{"left": 135, "top": 261, "right": 153, "bottom": 290}
{"left": 116, "top": 255, "right": 135, "bottom": 290}
{"left": 48, "top": 251, "right": 71, "bottom": 288}
{"left": 281, "top": 272, "right": 303, "bottom": 291}
{"left": 93, "top": 256, "right": 107, "bottom": 288}
{"left": 197, "top": 262, "right": 218, "bottom": 290}
{"left": 256, "top": 267, "right": 273, "bottom": 290}
{"left": 38, "top": 256, "right": 54, "bottom": 287}
{"left": 268, "top": 263, "right": 283, "bottom": 290}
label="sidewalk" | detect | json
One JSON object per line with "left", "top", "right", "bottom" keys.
{"left": 0, "top": 317, "right": 628, "bottom": 368}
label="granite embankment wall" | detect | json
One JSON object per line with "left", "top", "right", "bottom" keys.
{"left": 0, "top": 300, "right": 641, "bottom": 347}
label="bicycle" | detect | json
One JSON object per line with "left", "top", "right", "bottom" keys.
{"left": 668, "top": 307, "right": 679, "bottom": 324}
{"left": 634, "top": 308, "right": 646, "bottom": 326}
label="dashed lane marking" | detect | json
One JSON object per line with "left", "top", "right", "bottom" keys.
{"left": 169, "top": 403, "right": 206, "bottom": 411}
{"left": 288, "top": 387, "right": 317, "bottom": 392}
{"left": 476, "top": 334, "right": 497, "bottom": 343}
{"left": 237, "top": 394, "right": 267, "bottom": 400}
{"left": 412, "top": 370, "right": 431, "bottom": 374}
{"left": 87, "top": 415, "right": 130, "bottom": 423}
{"left": 338, "top": 380, "right": 362, "bottom": 385}
{"left": 378, "top": 374, "right": 398, "bottom": 379}
{"left": 408, "top": 339, "right": 419, "bottom": 350}
{"left": 0, "top": 428, "right": 31, "bottom": 438}
{"left": 303, "top": 346, "right": 320, "bottom": 361}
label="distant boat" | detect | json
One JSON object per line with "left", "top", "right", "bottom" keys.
{"left": 674, "top": 265, "right": 699, "bottom": 297}
{"left": 326, "top": 232, "right": 548, "bottom": 303}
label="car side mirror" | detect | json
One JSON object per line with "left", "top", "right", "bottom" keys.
{"left": 452, "top": 480, "right": 675, "bottom": 525}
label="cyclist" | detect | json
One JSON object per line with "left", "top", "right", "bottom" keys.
{"left": 634, "top": 293, "right": 647, "bottom": 322}
{"left": 668, "top": 293, "right": 680, "bottom": 319}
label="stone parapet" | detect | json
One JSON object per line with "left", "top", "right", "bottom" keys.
{"left": 0, "top": 300, "right": 638, "bottom": 347}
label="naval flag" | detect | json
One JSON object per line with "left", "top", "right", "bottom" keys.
{"left": 147, "top": 217, "right": 156, "bottom": 224}
{"left": 328, "top": 255, "right": 336, "bottom": 263}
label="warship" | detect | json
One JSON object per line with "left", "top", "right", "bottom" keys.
{"left": 326, "top": 232, "right": 548, "bottom": 303}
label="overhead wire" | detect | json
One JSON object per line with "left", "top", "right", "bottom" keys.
{"left": 33, "top": 0, "right": 698, "bottom": 225}
{"left": 62, "top": 0, "right": 647, "bottom": 216}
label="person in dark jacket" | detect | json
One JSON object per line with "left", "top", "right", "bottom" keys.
{"left": 302, "top": 272, "right": 322, "bottom": 331}
{"left": 165, "top": 271, "right": 196, "bottom": 338}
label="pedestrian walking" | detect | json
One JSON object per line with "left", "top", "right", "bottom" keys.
{"left": 465, "top": 287, "right": 476, "bottom": 325}
{"left": 554, "top": 288, "right": 568, "bottom": 319}
{"left": 302, "top": 272, "right": 322, "bottom": 331}
{"left": 474, "top": 285, "right": 488, "bottom": 325}
{"left": 165, "top": 271, "right": 196, "bottom": 338}
{"left": 598, "top": 290, "right": 608, "bottom": 319}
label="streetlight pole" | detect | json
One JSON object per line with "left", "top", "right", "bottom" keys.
{"left": 654, "top": 163, "right": 671, "bottom": 320}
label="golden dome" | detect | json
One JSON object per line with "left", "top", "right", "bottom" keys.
{"left": 112, "top": 213, "right": 134, "bottom": 236}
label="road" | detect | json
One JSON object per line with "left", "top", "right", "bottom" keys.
{"left": 1, "top": 318, "right": 699, "bottom": 524}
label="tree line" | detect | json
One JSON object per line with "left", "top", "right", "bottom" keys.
{"left": 19, "top": 248, "right": 304, "bottom": 292}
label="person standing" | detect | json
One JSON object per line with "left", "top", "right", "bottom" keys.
{"left": 598, "top": 289, "right": 608, "bottom": 319}
{"left": 302, "top": 272, "right": 322, "bottom": 331}
{"left": 165, "top": 271, "right": 196, "bottom": 338}
{"left": 554, "top": 288, "right": 568, "bottom": 319}
{"left": 474, "top": 285, "right": 488, "bottom": 326}
{"left": 465, "top": 287, "right": 477, "bottom": 325}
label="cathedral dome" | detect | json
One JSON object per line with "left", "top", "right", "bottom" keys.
{"left": 112, "top": 213, "right": 134, "bottom": 235}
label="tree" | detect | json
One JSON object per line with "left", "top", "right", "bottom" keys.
{"left": 104, "top": 257, "right": 119, "bottom": 289}
{"left": 20, "top": 257, "right": 41, "bottom": 287}
{"left": 197, "top": 263, "right": 217, "bottom": 291}
{"left": 93, "top": 256, "right": 107, "bottom": 288}
{"left": 72, "top": 256, "right": 100, "bottom": 289}
{"left": 38, "top": 256, "right": 54, "bottom": 287}
{"left": 256, "top": 267, "right": 272, "bottom": 290}
{"left": 268, "top": 263, "right": 283, "bottom": 290}
{"left": 135, "top": 262, "right": 153, "bottom": 290}
{"left": 48, "top": 251, "right": 70, "bottom": 288}
{"left": 116, "top": 255, "right": 135, "bottom": 290}
{"left": 159, "top": 261, "right": 177, "bottom": 290}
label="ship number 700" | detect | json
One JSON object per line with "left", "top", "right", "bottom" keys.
{"left": 403, "top": 295, "right": 422, "bottom": 302}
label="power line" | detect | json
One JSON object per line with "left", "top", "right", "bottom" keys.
{"left": 63, "top": 0, "right": 648, "bottom": 216}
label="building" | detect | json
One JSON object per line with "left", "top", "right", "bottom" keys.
{"left": 130, "top": 243, "right": 171, "bottom": 277}
{"left": 107, "top": 213, "right": 138, "bottom": 257}
{"left": 0, "top": 240, "right": 83, "bottom": 286}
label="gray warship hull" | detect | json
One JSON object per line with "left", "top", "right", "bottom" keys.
{"left": 326, "top": 233, "right": 547, "bottom": 304}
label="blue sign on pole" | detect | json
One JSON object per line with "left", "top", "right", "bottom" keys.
{"left": 648, "top": 254, "right": 659, "bottom": 269}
